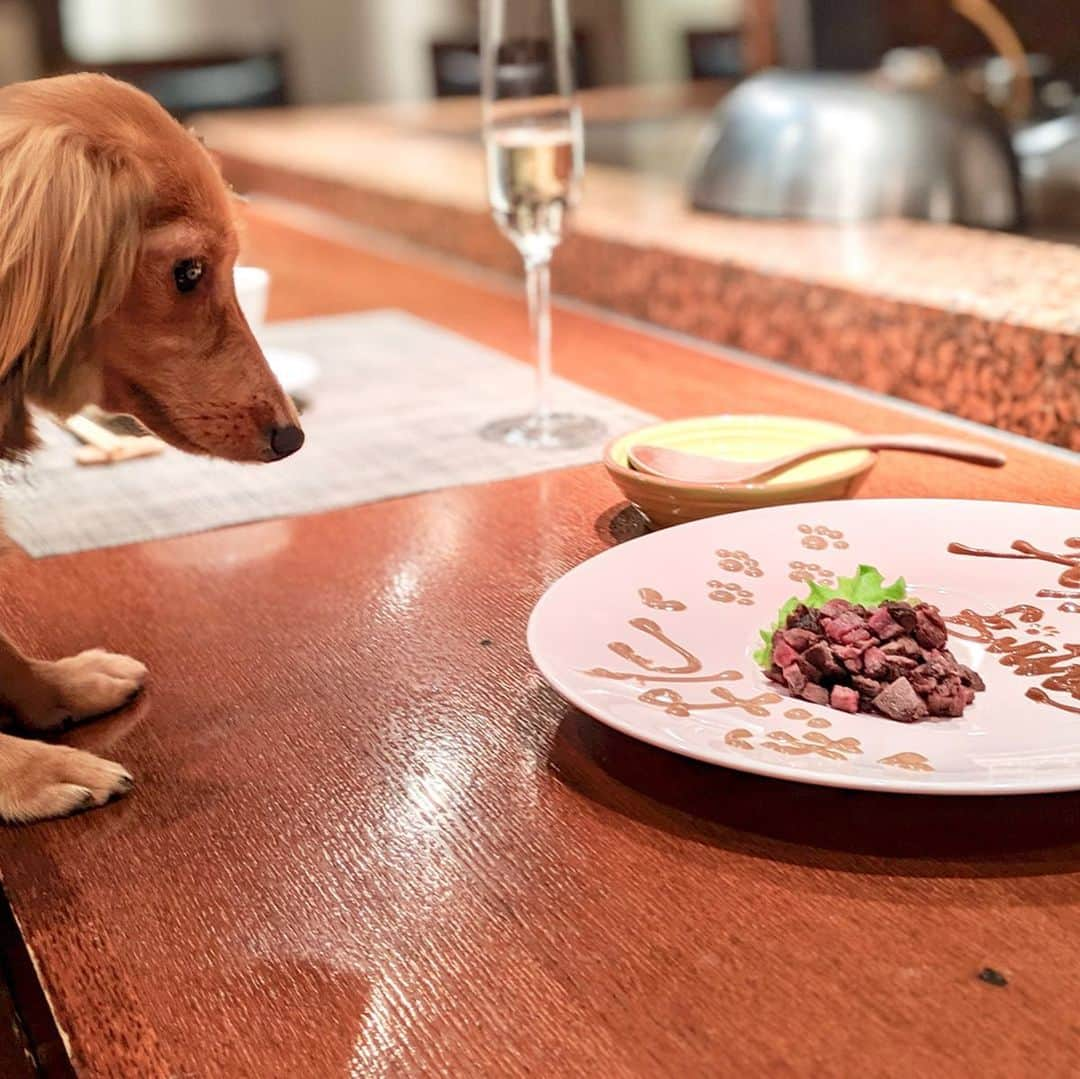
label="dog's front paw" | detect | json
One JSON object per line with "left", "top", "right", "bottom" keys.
{"left": 0, "top": 738, "right": 133, "bottom": 823}
{"left": 24, "top": 649, "right": 148, "bottom": 731}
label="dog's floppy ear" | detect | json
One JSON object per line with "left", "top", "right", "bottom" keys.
{"left": 0, "top": 123, "right": 147, "bottom": 390}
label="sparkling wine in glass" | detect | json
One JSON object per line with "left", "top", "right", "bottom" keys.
{"left": 479, "top": 0, "right": 605, "bottom": 449}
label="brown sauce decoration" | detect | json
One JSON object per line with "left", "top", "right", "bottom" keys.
{"left": 878, "top": 752, "right": 934, "bottom": 773}
{"left": 1003, "top": 604, "right": 1043, "bottom": 624}
{"left": 788, "top": 561, "right": 836, "bottom": 586}
{"left": 1014, "top": 541, "right": 1080, "bottom": 588}
{"left": 605, "top": 618, "right": 703, "bottom": 674}
{"left": 639, "top": 686, "right": 781, "bottom": 719}
{"left": 760, "top": 730, "right": 860, "bottom": 760}
{"left": 1025, "top": 687, "right": 1080, "bottom": 715}
{"left": 948, "top": 538, "right": 1080, "bottom": 589}
{"left": 586, "top": 617, "right": 744, "bottom": 684}
{"left": 945, "top": 607, "right": 1079, "bottom": 715}
{"left": 707, "top": 580, "right": 755, "bottom": 606}
{"left": 783, "top": 707, "right": 831, "bottom": 729}
{"left": 798, "top": 524, "right": 848, "bottom": 551}
{"left": 947, "top": 538, "right": 1080, "bottom": 712}
{"left": 724, "top": 728, "right": 754, "bottom": 750}
{"left": 638, "top": 588, "right": 687, "bottom": 612}
{"left": 585, "top": 667, "right": 743, "bottom": 685}
{"left": 715, "top": 549, "right": 763, "bottom": 577}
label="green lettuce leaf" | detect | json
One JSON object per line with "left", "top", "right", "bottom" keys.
{"left": 752, "top": 564, "right": 909, "bottom": 668}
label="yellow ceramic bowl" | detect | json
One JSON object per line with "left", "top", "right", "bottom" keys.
{"left": 604, "top": 415, "right": 875, "bottom": 529}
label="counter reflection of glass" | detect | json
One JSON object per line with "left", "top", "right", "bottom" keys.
{"left": 479, "top": 0, "right": 605, "bottom": 449}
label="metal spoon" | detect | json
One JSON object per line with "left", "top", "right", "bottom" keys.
{"left": 628, "top": 434, "right": 1006, "bottom": 486}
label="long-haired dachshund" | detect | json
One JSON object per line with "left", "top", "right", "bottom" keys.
{"left": 0, "top": 74, "right": 303, "bottom": 822}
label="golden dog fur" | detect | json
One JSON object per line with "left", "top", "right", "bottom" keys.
{"left": 0, "top": 74, "right": 302, "bottom": 822}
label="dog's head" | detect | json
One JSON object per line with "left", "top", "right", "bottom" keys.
{"left": 0, "top": 73, "right": 302, "bottom": 462}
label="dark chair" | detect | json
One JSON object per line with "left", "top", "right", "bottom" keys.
{"left": 430, "top": 40, "right": 484, "bottom": 98}
{"left": 20, "top": 2, "right": 289, "bottom": 117}
{"left": 90, "top": 51, "right": 289, "bottom": 118}
{"left": 431, "top": 31, "right": 594, "bottom": 98}
{"left": 686, "top": 29, "right": 744, "bottom": 80}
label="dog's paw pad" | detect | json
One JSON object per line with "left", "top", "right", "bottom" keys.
{"left": 0, "top": 745, "right": 133, "bottom": 823}
{"left": 29, "top": 650, "right": 148, "bottom": 729}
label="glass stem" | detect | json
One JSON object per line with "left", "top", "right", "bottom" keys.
{"left": 525, "top": 253, "right": 552, "bottom": 429}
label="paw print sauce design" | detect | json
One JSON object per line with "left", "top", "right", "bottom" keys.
{"left": 715, "top": 549, "right": 763, "bottom": 578}
{"left": 708, "top": 581, "right": 755, "bottom": 606}
{"left": 788, "top": 561, "right": 836, "bottom": 586}
{"left": 798, "top": 524, "right": 848, "bottom": 552}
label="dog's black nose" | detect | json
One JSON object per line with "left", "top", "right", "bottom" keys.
{"left": 269, "top": 424, "right": 304, "bottom": 460}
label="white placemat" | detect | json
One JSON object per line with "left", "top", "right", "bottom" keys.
{"left": 4, "top": 310, "right": 652, "bottom": 558}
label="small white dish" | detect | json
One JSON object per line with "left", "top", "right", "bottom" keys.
{"left": 264, "top": 347, "right": 320, "bottom": 399}
{"left": 234, "top": 265, "right": 270, "bottom": 330}
{"left": 233, "top": 266, "right": 318, "bottom": 399}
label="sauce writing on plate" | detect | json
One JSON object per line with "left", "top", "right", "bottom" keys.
{"left": 947, "top": 537, "right": 1079, "bottom": 714}
{"left": 949, "top": 538, "right": 1080, "bottom": 612}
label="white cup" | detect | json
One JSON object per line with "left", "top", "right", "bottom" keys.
{"left": 234, "top": 265, "right": 270, "bottom": 334}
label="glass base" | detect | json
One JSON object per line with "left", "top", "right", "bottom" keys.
{"left": 479, "top": 412, "right": 607, "bottom": 450}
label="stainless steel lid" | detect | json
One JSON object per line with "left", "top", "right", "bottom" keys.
{"left": 689, "top": 69, "right": 1022, "bottom": 230}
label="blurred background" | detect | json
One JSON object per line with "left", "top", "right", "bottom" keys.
{"left": 0, "top": 0, "right": 1077, "bottom": 238}
{"left": 1, "top": 0, "right": 1076, "bottom": 110}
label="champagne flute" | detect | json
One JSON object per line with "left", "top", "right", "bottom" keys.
{"left": 479, "top": 0, "right": 605, "bottom": 449}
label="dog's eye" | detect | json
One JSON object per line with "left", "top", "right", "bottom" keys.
{"left": 173, "top": 258, "right": 204, "bottom": 294}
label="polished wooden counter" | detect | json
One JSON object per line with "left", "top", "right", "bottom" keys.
{"left": 0, "top": 205, "right": 1076, "bottom": 1077}
{"left": 195, "top": 84, "right": 1080, "bottom": 450}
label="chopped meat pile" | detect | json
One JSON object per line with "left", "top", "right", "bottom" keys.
{"left": 764, "top": 599, "right": 985, "bottom": 722}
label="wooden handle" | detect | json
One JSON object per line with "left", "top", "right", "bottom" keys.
{"left": 810, "top": 434, "right": 1007, "bottom": 469}
{"left": 629, "top": 433, "right": 1008, "bottom": 487}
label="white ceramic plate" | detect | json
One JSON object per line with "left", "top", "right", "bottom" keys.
{"left": 265, "top": 346, "right": 319, "bottom": 399}
{"left": 529, "top": 499, "right": 1080, "bottom": 795}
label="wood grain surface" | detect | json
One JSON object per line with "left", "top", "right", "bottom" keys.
{"left": 0, "top": 206, "right": 1076, "bottom": 1077}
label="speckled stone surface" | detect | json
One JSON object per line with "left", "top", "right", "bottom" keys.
{"left": 198, "top": 89, "right": 1079, "bottom": 450}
